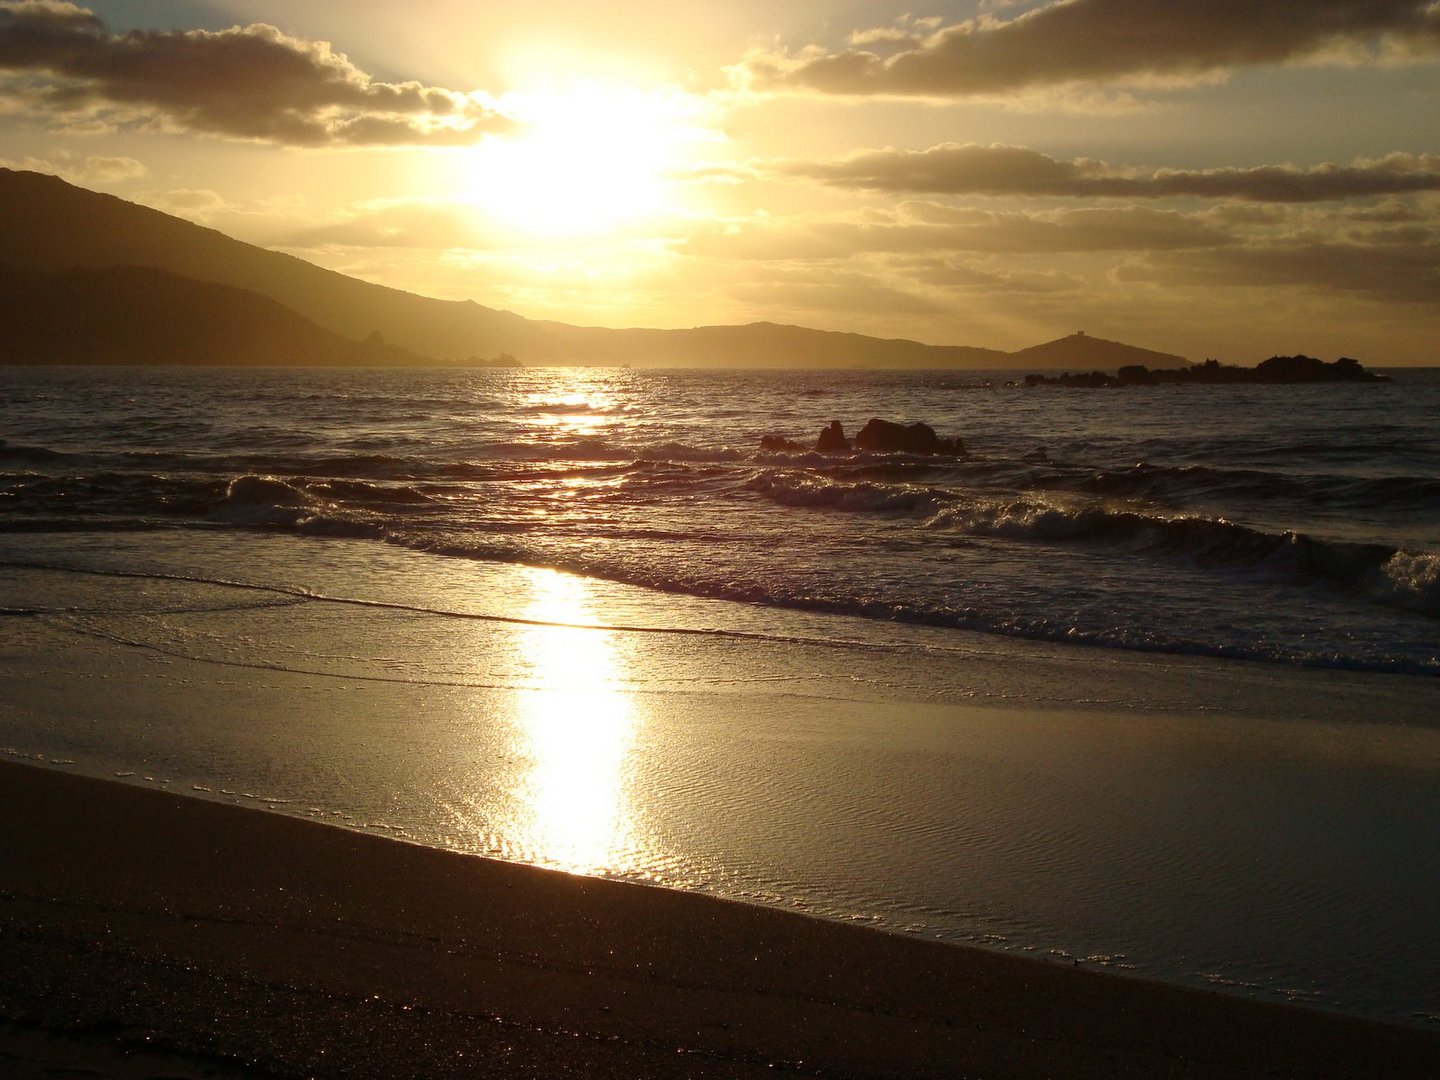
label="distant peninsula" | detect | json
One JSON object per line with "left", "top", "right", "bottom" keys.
{"left": 1023, "top": 355, "right": 1390, "bottom": 388}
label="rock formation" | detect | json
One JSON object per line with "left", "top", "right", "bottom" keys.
{"left": 852, "top": 419, "right": 965, "bottom": 456}
{"left": 1024, "top": 355, "right": 1388, "bottom": 387}
{"left": 759, "top": 419, "right": 965, "bottom": 456}
{"left": 815, "top": 421, "right": 850, "bottom": 453}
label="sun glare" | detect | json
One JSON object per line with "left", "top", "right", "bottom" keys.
{"left": 512, "top": 568, "right": 637, "bottom": 875}
{"left": 458, "top": 81, "right": 715, "bottom": 238}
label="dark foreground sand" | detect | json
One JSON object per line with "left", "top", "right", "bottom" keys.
{"left": 2, "top": 761, "right": 1437, "bottom": 1079}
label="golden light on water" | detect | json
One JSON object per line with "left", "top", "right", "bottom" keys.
{"left": 511, "top": 567, "right": 637, "bottom": 875}
{"left": 523, "top": 388, "right": 614, "bottom": 436}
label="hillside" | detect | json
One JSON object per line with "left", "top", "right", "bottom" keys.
{"left": 0, "top": 264, "right": 426, "bottom": 366}
{"left": 1009, "top": 332, "right": 1188, "bottom": 370}
{"left": 0, "top": 168, "right": 537, "bottom": 362}
{"left": 0, "top": 169, "right": 1013, "bottom": 368}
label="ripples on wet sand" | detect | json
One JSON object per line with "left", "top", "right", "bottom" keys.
{"left": 3, "top": 530, "right": 1438, "bottom": 1027}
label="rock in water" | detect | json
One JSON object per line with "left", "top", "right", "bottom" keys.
{"left": 852, "top": 418, "right": 964, "bottom": 456}
{"left": 815, "top": 420, "right": 850, "bottom": 453}
{"left": 759, "top": 433, "right": 808, "bottom": 452}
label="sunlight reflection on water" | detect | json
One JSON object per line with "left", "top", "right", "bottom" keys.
{"left": 509, "top": 567, "right": 638, "bottom": 876}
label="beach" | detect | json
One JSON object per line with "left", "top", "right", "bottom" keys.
{"left": 4, "top": 759, "right": 1439, "bottom": 1079}
{"left": 3, "top": 365, "right": 1439, "bottom": 1073}
{"left": 1, "top": 0, "right": 1436, "bottom": 1065}
{"left": 4, "top": 537, "right": 1440, "bottom": 1077}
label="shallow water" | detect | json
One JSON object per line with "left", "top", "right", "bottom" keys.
{"left": 3, "top": 365, "right": 1437, "bottom": 673}
{"left": 2, "top": 531, "right": 1438, "bottom": 1028}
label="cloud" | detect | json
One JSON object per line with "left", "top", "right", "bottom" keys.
{"left": 135, "top": 187, "right": 229, "bottom": 215}
{"left": 938, "top": 206, "right": 1237, "bottom": 252}
{"left": 1, "top": 149, "right": 144, "bottom": 183}
{"left": 682, "top": 205, "right": 1236, "bottom": 260}
{"left": 1117, "top": 238, "right": 1440, "bottom": 304}
{"left": 740, "top": 0, "right": 1440, "bottom": 98}
{"left": 0, "top": 1, "right": 512, "bottom": 146}
{"left": 727, "top": 268, "right": 950, "bottom": 318}
{"left": 903, "top": 258, "right": 1085, "bottom": 294}
{"left": 784, "top": 145, "right": 1440, "bottom": 203}
{"left": 1345, "top": 198, "right": 1431, "bottom": 222}
{"left": 74, "top": 152, "right": 144, "bottom": 181}
{"left": 280, "top": 200, "right": 491, "bottom": 250}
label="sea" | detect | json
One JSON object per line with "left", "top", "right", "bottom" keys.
{"left": 3, "top": 364, "right": 1439, "bottom": 1026}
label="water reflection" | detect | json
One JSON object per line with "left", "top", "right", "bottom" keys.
{"left": 512, "top": 567, "right": 636, "bottom": 875}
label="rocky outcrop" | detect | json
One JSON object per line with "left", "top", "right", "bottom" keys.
{"left": 1022, "top": 370, "right": 1123, "bottom": 388}
{"left": 1254, "top": 355, "right": 1386, "bottom": 383}
{"left": 1024, "top": 355, "right": 1389, "bottom": 387}
{"left": 815, "top": 421, "right": 850, "bottom": 453}
{"left": 852, "top": 419, "right": 965, "bottom": 456}
{"left": 759, "top": 419, "right": 965, "bottom": 456}
{"left": 759, "top": 434, "right": 809, "bottom": 452}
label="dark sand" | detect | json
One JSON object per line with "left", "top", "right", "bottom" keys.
{"left": 2, "top": 760, "right": 1437, "bottom": 1079}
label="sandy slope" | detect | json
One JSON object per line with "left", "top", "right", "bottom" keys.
{"left": 3, "top": 760, "right": 1438, "bottom": 1079}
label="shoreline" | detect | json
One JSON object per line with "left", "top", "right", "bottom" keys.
{"left": 4, "top": 532, "right": 1440, "bottom": 1037}
{"left": 4, "top": 759, "right": 1440, "bottom": 1078}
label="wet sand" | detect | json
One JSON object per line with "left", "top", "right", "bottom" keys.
{"left": 3, "top": 760, "right": 1437, "bottom": 1079}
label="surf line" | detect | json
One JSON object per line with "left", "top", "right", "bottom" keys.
{"left": 0, "top": 558, "right": 947, "bottom": 657}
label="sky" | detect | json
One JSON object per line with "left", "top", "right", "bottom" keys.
{"left": 1, "top": 0, "right": 1437, "bottom": 363}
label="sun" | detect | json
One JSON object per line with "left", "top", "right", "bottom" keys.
{"left": 457, "top": 81, "right": 714, "bottom": 238}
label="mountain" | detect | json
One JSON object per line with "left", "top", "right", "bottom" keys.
{"left": 0, "top": 264, "right": 426, "bottom": 366}
{"left": 0, "top": 168, "right": 535, "bottom": 362}
{"left": 527, "top": 320, "right": 1007, "bottom": 368}
{"left": 1009, "top": 332, "right": 1188, "bottom": 370}
{"left": 0, "top": 168, "right": 1022, "bottom": 368}
{"left": 0, "top": 169, "right": 1178, "bottom": 369}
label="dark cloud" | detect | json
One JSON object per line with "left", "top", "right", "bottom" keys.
{"left": 937, "top": 207, "right": 1236, "bottom": 252}
{"left": 728, "top": 272, "right": 949, "bottom": 317}
{"left": 903, "top": 258, "right": 1084, "bottom": 294}
{"left": 682, "top": 206, "right": 1235, "bottom": 260}
{"left": 0, "top": 1, "right": 511, "bottom": 145}
{"left": 1345, "top": 198, "right": 1432, "bottom": 223}
{"left": 1346, "top": 223, "right": 1437, "bottom": 245}
{"left": 785, "top": 144, "right": 1440, "bottom": 202}
{"left": 968, "top": 207, "right": 1237, "bottom": 252}
{"left": 743, "top": 0, "right": 1440, "bottom": 98}
{"left": 1117, "top": 239, "right": 1440, "bottom": 304}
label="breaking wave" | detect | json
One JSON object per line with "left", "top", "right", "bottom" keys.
{"left": 5, "top": 365, "right": 1438, "bottom": 675}
{"left": 747, "top": 471, "right": 1437, "bottom": 616}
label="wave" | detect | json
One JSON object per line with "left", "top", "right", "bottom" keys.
{"left": 1376, "top": 551, "right": 1440, "bottom": 614}
{"left": 747, "top": 472, "right": 950, "bottom": 516}
{"left": 0, "top": 441, "right": 68, "bottom": 465}
{"left": 360, "top": 537, "right": 1440, "bottom": 675}
{"left": 747, "top": 471, "right": 1438, "bottom": 616}
{"left": 8, "top": 459, "right": 1436, "bottom": 620}
{"left": 512, "top": 399, "right": 635, "bottom": 416}
{"left": 8, "top": 515, "right": 1436, "bottom": 675}
{"left": 5, "top": 438, "right": 752, "bottom": 485}
{"left": 1031, "top": 461, "right": 1440, "bottom": 515}
{"left": 0, "top": 557, "right": 917, "bottom": 657}
{"left": 204, "top": 475, "right": 393, "bottom": 539}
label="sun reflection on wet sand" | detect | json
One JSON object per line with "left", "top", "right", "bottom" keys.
{"left": 511, "top": 567, "right": 637, "bottom": 875}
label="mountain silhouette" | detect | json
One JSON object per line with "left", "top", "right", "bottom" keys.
{"left": 1009, "top": 332, "right": 1187, "bottom": 370}
{"left": 0, "top": 169, "right": 1175, "bottom": 369}
{"left": 0, "top": 264, "right": 427, "bottom": 366}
